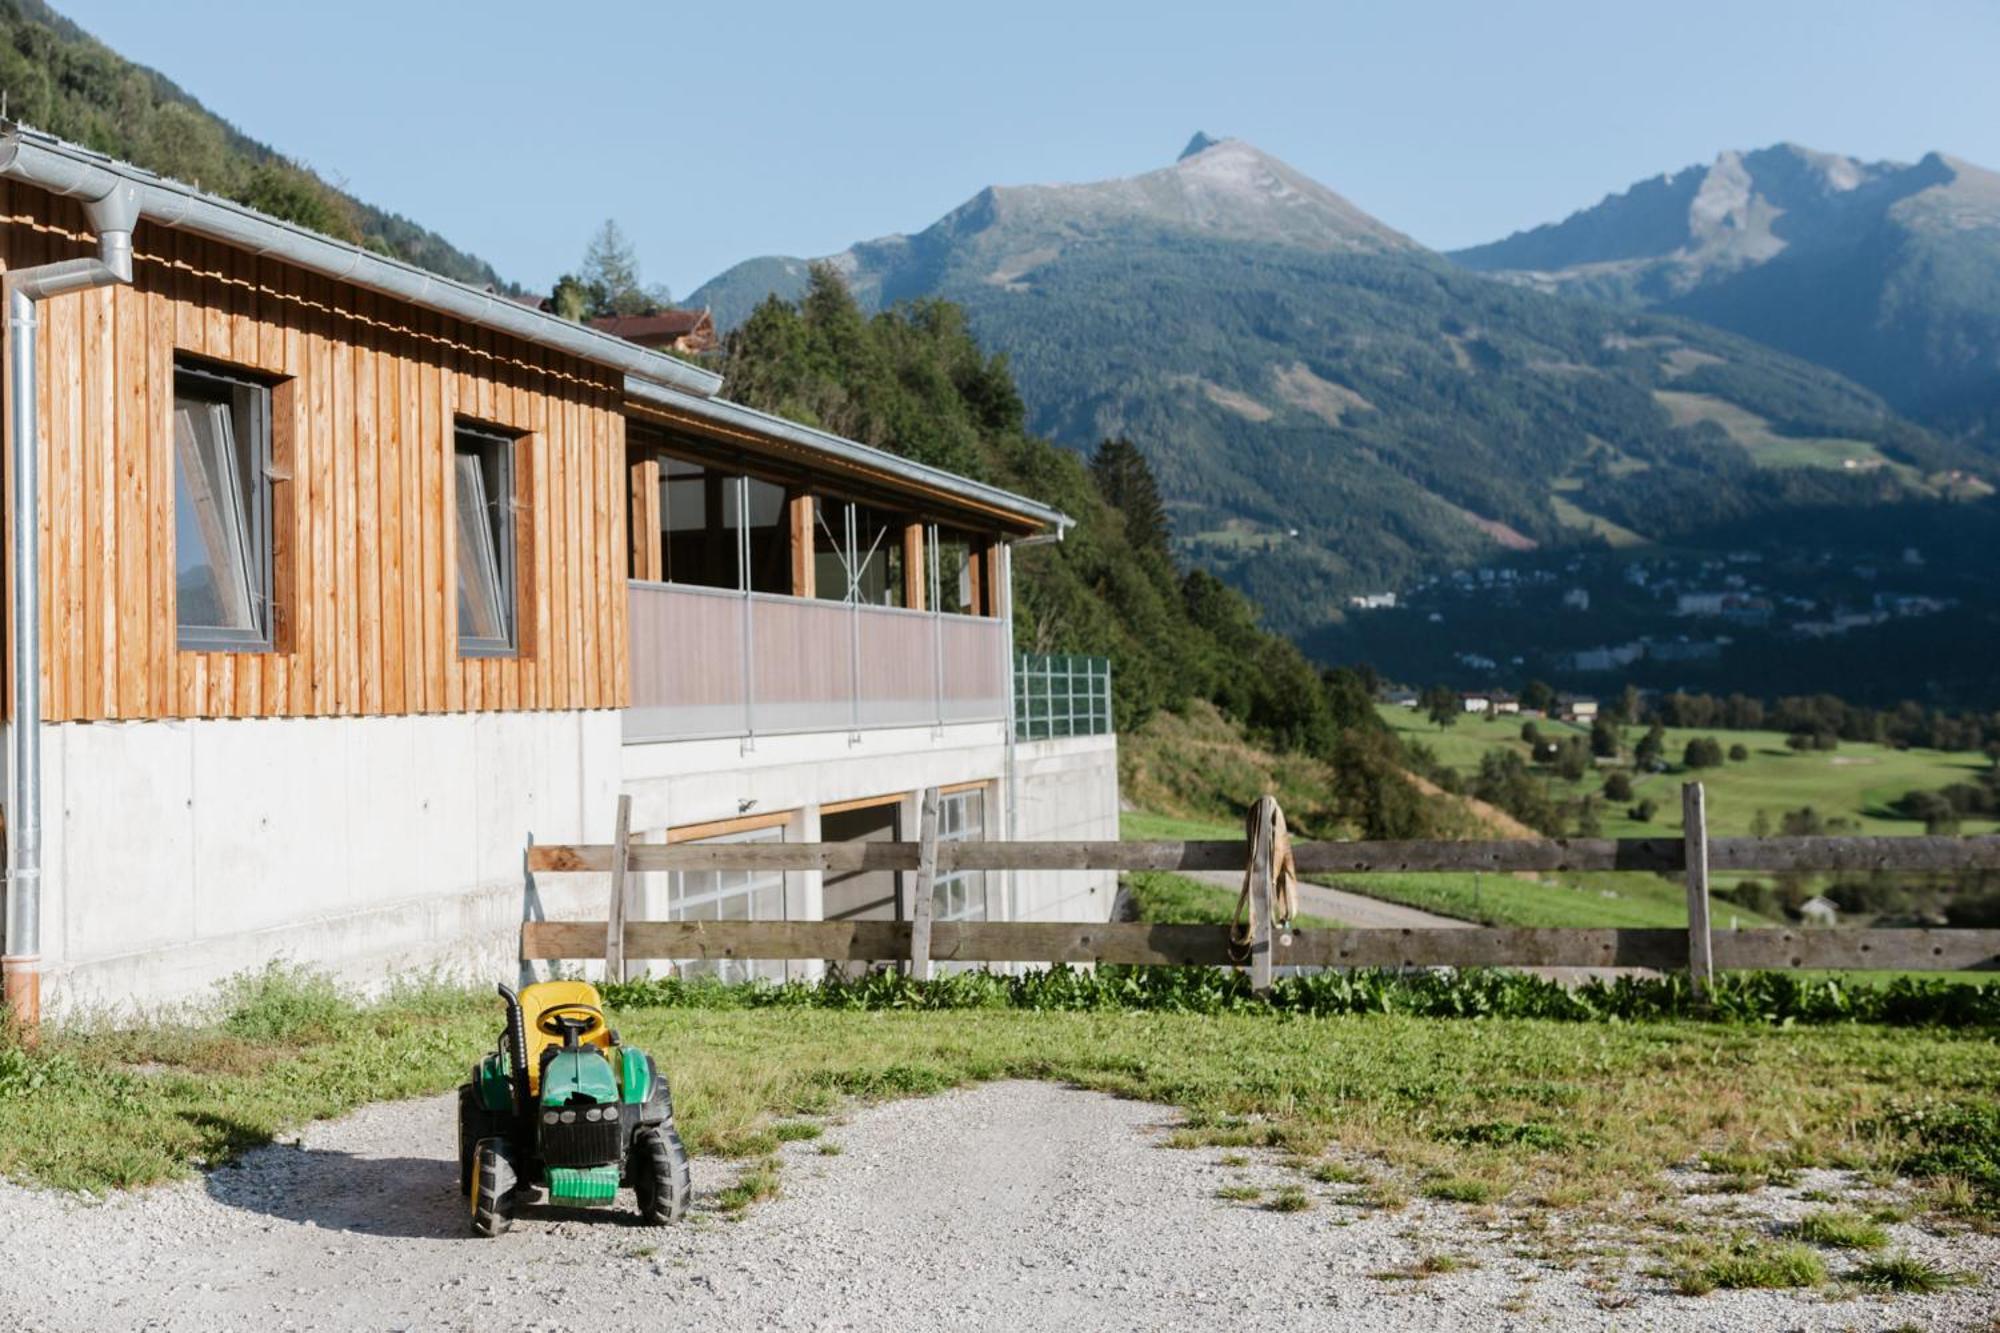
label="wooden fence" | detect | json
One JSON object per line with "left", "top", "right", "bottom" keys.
{"left": 523, "top": 786, "right": 2000, "bottom": 993}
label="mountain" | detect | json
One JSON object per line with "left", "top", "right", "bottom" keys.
{"left": 694, "top": 136, "right": 1989, "bottom": 639}
{"left": 1452, "top": 144, "right": 2000, "bottom": 443}
{"left": 0, "top": 0, "right": 511, "bottom": 288}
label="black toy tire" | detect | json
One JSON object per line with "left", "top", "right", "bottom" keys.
{"left": 631, "top": 1123, "right": 692, "bottom": 1225}
{"left": 457, "top": 1083, "right": 505, "bottom": 1196}
{"left": 470, "top": 1138, "right": 516, "bottom": 1238}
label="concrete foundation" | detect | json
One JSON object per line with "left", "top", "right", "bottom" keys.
{"left": 14, "top": 712, "right": 1120, "bottom": 1013}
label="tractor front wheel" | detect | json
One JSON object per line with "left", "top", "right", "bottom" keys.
{"left": 469, "top": 1138, "right": 518, "bottom": 1237}
{"left": 631, "top": 1124, "right": 691, "bottom": 1225}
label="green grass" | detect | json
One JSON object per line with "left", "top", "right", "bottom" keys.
{"left": 1120, "top": 811, "right": 1241, "bottom": 842}
{"left": 1314, "top": 869, "right": 1786, "bottom": 929}
{"left": 1377, "top": 706, "right": 1997, "bottom": 840}
{"left": 5, "top": 971, "right": 1996, "bottom": 1232}
{"left": 1670, "top": 1236, "right": 1826, "bottom": 1295}
{"left": 1845, "top": 1254, "right": 1971, "bottom": 1293}
{"left": 1791, "top": 1209, "right": 1889, "bottom": 1250}
{"left": 1124, "top": 868, "right": 1341, "bottom": 928}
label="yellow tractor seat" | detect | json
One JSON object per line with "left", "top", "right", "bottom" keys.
{"left": 518, "top": 979, "right": 613, "bottom": 1094}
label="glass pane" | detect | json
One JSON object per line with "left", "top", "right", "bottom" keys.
{"left": 660, "top": 455, "right": 736, "bottom": 589}
{"left": 935, "top": 528, "right": 976, "bottom": 615}
{"left": 813, "top": 497, "right": 850, "bottom": 602}
{"left": 743, "top": 476, "right": 793, "bottom": 594}
{"left": 852, "top": 503, "right": 905, "bottom": 607}
{"left": 454, "top": 450, "right": 509, "bottom": 646}
{"left": 173, "top": 370, "right": 265, "bottom": 638}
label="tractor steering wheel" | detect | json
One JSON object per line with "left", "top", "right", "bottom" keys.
{"left": 535, "top": 1003, "right": 607, "bottom": 1041}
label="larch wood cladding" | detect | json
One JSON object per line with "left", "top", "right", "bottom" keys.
{"left": 0, "top": 184, "right": 630, "bottom": 722}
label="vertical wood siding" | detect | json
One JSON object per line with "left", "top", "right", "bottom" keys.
{"left": 0, "top": 184, "right": 630, "bottom": 722}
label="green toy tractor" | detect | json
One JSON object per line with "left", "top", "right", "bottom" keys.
{"left": 456, "top": 979, "right": 691, "bottom": 1236}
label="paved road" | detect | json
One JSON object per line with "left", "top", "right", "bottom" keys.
{"left": 1181, "top": 869, "right": 1472, "bottom": 930}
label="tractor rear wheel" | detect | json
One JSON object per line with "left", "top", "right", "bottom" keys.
{"left": 631, "top": 1123, "right": 691, "bottom": 1225}
{"left": 456, "top": 1083, "right": 504, "bottom": 1196}
{"left": 469, "top": 1138, "right": 518, "bottom": 1237}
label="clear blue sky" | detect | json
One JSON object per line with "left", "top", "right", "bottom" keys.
{"left": 54, "top": 0, "right": 2000, "bottom": 298}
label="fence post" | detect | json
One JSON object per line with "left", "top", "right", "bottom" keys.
{"left": 909, "top": 786, "right": 939, "bottom": 982}
{"left": 606, "top": 793, "right": 633, "bottom": 984}
{"left": 1248, "top": 795, "right": 1276, "bottom": 995}
{"left": 1682, "top": 782, "right": 1713, "bottom": 998}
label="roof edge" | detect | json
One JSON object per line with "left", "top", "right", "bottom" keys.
{"left": 0, "top": 124, "right": 724, "bottom": 399}
{"left": 623, "top": 375, "right": 1072, "bottom": 534}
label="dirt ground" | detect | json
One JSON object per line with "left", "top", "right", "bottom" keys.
{"left": 0, "top": 1081, "right": 1993, "bottom": 1331}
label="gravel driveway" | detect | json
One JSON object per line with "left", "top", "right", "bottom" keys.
{"left": 0, "top": 1081, "right": 1991, "bottom": 1331}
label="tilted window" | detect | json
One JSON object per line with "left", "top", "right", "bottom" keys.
{"left": 454, "top": 423, "right": 518, "bottom": 658}
{"left": 173, "top": 360, "right": 274, "bottom": 651}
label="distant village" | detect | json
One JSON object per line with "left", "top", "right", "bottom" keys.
{"left": 1346, "top": 543, "right": 1957, "bottom": 687}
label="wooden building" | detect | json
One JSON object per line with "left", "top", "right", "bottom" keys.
{"left": 0, "top": 125, "right": 1113, "bottom": 1011}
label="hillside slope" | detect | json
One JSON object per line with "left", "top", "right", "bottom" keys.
{"left": 1453, "top": 143, "right": 2000, "bottom": 445}
{"left": 695, "top": 136, "right": 1982, "bottom": 637}
{"left": 0, "top": 0, "right": 510, "bottom": 287}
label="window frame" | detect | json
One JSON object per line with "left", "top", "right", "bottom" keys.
{"left": 172, "top": 357, "right": 276, "bottom": 653}
{"left": 453, "top": 420, "right": 521, "bottom": 659}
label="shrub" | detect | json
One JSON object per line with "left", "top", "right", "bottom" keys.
{"left": 1682, "top": 737, "right": 1725, "bottom": 769}
{"left": 1791, "top": 1210, "right": 1887, "bottom": 1250}
{"left": 216, "top": 963, "right": 359, "bottom": 1042}
{"left": 1602, "top": 771, "right": 1634, "bottom": 802}
{"left": 1673, "top": 1239, "right": 1825, "bottom": 1295}
{"left": 1846, "top": 1255, "right": 1970, "bottom": 1293}
{"left": 1727, "top": 743, "right": 1748, "bottom": 762}
{"left": 1630, "top": 798, "right": 1659, "bottom": 822}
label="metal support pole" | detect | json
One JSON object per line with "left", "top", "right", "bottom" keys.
{"left": 909, "top": 786, "right": 939, "bottom": 981}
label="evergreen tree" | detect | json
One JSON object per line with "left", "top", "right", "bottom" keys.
{"left": 1089, "top": 438, "right": 1171, "bottom": 560}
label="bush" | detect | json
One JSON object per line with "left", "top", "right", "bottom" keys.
{"left": 1683, "top": 736, "right": 1726, "bottom": 769}
{"left": 600, "top": 967, "right": 2000, "bottom": 1029}
{"left": 1602, "top": 771, "right": 1633, "bottom": 802}
{"left": 1631, "top": 798, "right": 1659, "bottom": 822}
{"left": 1728, "top": 743, "right": 1749, "bottom": 762}
{"left": 215, "top": 963, "right": 360, "bottom": 1042}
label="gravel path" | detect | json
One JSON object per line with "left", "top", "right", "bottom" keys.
{"left": 1182, "top": 869, "right": 1470, "bottom": 929}
{"left": 0, "top": 1081, "right": 1993, "bottom": 1331}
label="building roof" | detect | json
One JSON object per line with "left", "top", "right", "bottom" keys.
{"left": 624, "top": 376, "right": 1070, "bottom": 535}
{"left": 0, "top": 123, "right": 722, "bottom": 398}
{"left": 589, "top": 310, "right": 712, "bottom": 341}
{"left": 0, "top": 123, "right": 1070, "bottom": 538}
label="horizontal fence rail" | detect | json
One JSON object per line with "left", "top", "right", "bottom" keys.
{"left": 528, "top": 834, "right": 2000, "bottom": 877}
{"left": 526, "top": 794, "right": 2000, "bottom": 986}
{"left": 519, "top": 921, "right": 2000, "bottom": 973}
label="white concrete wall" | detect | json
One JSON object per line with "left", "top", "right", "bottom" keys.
{"left": 27, "top": 710, "right": 622, "bottom": 1012}
{"left": 1006, "top": 734, "right": 1120, "bottom": 923}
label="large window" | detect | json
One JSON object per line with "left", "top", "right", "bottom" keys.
{"left": 668, "top": 825, "right": 787, "bottom": 982}
{"left": 173, "top": 359, "right": 273, "bottom": 650}
{"left": 932, "top": 789, "right": 989, "bottom": 921}
{"left": 454, "top": 423, "right": 518, "bottom": 658}
{"left": 657, "top": 452, "right": 793, "bottom": 594}
{"left": 813, "top": 498, "right": 907, "bottom": 607}
{"left": 932, "top": 527, "right": 979, "bottom": 616}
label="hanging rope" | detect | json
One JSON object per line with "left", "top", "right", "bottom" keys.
{"left": 1230, "top": 796, "right": 1298, "bottom": 955}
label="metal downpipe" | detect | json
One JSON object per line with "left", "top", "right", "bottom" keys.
{"left": 2, "top": 184, "right": 136, "bottom": 1029}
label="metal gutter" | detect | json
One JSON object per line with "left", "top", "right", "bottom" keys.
{"left": 624, "top": 375, "right": 1074, "bottom": 534}
{"left": 3, "top": 180, "right": 140, "bottom": 1031}
{"left": 0, "top": 124, "right": 723, "bottom": 398}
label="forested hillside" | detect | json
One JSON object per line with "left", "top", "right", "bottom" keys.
{"left": 717, "top": 266, "right": 1454, "bottom": 838}
{"left": 695, "top": 137, "right": 1988, "bottom": 639}
{"left": 0, "top": 0, "right": 508, "bottom": 287}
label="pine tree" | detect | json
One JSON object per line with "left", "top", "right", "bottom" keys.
{"left": 1089, "top": 438, "right": 1170, "bottom": 559}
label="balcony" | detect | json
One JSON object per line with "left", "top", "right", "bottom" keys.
{"left": 626, "top": 581, "right": 1009, "bottom": 743}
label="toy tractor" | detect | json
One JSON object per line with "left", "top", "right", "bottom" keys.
{"left": 456, "top": 980, "right": 691, "bottom": 1236}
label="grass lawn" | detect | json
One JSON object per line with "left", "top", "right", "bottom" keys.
{"left": 1378, "top": 705, "right": 1997, "bottom": 839}
{"left": 1320, "top": 870, "right": 1783, "bottom": 929}
{"left": 4, "top": 970, "right": 1995, "bottom": 1240}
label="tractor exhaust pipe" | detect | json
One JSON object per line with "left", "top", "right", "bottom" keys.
{"left": 497, "top": 983, "right": 531, "bottom": 1117}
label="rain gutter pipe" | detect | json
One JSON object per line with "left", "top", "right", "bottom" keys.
{"left": 2, "top": 180, "right": 139, "bottom": 1030}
